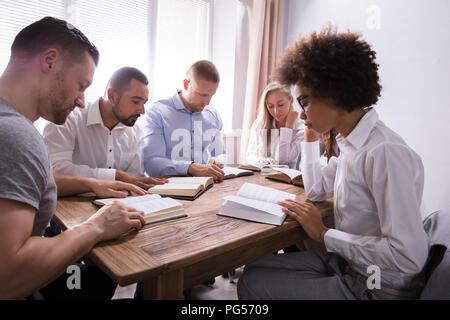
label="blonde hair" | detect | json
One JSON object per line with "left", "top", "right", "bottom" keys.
{"left": 254, "top": 81, "right": 292, "bottom": 130}
{"left": 252, "top": 81, "right": 293, "bottom": 157}
{"left": 186, "top": 60, "right": 220, "bottom": 83}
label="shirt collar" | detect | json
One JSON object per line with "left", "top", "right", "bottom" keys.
{"left": 172, "top": 90, "right": 188, "bottom": 111}
{"left": 86, "top": 98, "right": 127, "bottom": 130}
{"left": 336, "top": 108, "right": 378, "bottom": 150}
{"left": 86, "top": 98, "right": 103, "bottom": 127}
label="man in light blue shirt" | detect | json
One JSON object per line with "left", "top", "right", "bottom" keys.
{"left": 143, "top": 60, "right": 226, "bottom": 181}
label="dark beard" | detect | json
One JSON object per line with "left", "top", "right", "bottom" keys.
{"left": 52, "top": 108, "right": 69, "bottom": 125}
{"left": 112, "top": 103, "right": 138, "bottom": 127}
{"left": 49, "top": 69, "right": 71, "bottom": 125}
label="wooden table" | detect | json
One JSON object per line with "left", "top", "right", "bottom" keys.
{"left": 54, "top": 173, "right": 334, "bottom": 299}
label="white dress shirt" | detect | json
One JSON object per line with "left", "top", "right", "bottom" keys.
{"left": 300, "top": 109, "right": 428, "bottom": 290}
{"left": 246, "top": 118, "right": 305, "bottom": 169}
{"left": 43, "top": 98, "right": 144, "bottom": 180}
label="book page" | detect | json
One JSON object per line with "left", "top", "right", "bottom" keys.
{"left": 237, "top": 183, "right": 295, "bottom": 204}
{"left": 224, "top": 195, "right": 285, "bottom": 217}
{"left": 273, "top": 168, "right": 302, "bottom": 180}
{"left": 239, "top": 160, "right": 263, "bottom": 169}
{"left": 223, "top": 167, "right": 252, "bottom": 176}
{"left": 167, "top": 177, "right": 212, "bottom": 185}
{"left": 151, "top": 183, "right": 202, "bottom": 190}
{"left": 95, "top": 194, "right": 182, "bottom": 213}
{"left": 96, "top": 194, "right": 161, "bottom": 206}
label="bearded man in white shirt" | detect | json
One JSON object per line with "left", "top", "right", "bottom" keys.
{"left": 44, "top": 67, "right": 167, "bottom": 190}
{"left": 238, "top": 26, "right": 429, "bottom": 300}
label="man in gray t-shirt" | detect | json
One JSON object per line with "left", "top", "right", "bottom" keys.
{"left": 0, "top": 17, "right": 147, "bottom": 300}
{"left": 0, "top": 98, "right": 56, "bottom": 236}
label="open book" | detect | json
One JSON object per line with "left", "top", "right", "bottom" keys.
{"left": 266, "top": 168, "right": 303, "bottom": 186}
{"left": 148, "top": 176, "right": 214, "bottom": 200}
{"left": 223, "top": 167, "right": 254, "bottom": 180}
{"left": 238, "top": 161, "right": 288, "bottom": 175}
{"left": 93, "top": 194, "right": 186, "bottom": 225}
{"left": 217, "top": 182, "right": 296, "bottom": 226}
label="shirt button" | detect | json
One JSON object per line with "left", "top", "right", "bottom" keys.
{"left": 109, "top": 149, "right": 112, "bottom": 152}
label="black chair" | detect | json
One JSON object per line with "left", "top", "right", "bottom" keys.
{"left": 419, "top": 209, "right": 450, "bottom": 300}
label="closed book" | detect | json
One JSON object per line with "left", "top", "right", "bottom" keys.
{"left": 93, "top": 194, "right": 186, "bottom": 225}
{"left": 148, "top": 176, "right": 214, "bottom": 200}
{"left": 217, "top": 182, "right": 295, "bottom": 226}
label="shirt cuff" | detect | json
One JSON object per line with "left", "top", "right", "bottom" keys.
{"left": 97, "top": 168, "right": 116, "bottom": 181}
{"left": 323, "top": 228, "right": 351, "bottom": 253}
{"left": 300, "top": 140, "right": 320, "bottom": 165}
{"left": 174, "top": 161, "right": 193, "bottom": 176}
{"left": 280, "top": 127, "right": 293, "bottom": 142}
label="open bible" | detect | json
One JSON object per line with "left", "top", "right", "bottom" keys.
{"left": 266, "top": 168, "right": 303, "bottom": 186}
{"left": 223, "top": 167, "right": 254, "bottom": 179}
{"left": 147, "top": 176, "right": 214, "bottom": 200}
{"left": 93, "top": 194, "right": 186, "bottom": 225}
{"left": 217, "top": 182, "right": 296, "bottom": 226}
{"left": 238, "top": 161, "right": 288, "bottom": 175}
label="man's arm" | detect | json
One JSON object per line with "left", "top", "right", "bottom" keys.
{"left": 53, "top": 172, "right": 146, "bottom": 198}
{"left": 0, "top": 198, "right": 145, "bottom": 299}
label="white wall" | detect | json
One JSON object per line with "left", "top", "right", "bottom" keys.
{"left": 284, "top": 0, "right": 450, "bottom": 217}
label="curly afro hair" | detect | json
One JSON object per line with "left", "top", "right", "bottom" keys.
{"left": 273, "top": 25, "right": 382, "bottom": 112}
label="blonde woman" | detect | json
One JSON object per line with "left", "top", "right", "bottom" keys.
{"left": 246, "top": 82, "right": 305, "bottom": 169}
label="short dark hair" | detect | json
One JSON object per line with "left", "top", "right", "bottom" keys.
{"left": 107, "top": 67, "right": 149, "bottom": 94}
{"left": 11, "top": 16, "right": 99, "bottom": 66}
{"left": 274, "top": 25, "right": 382, "bottom": 112}
{"left": 187, "top": 60, "right": 220, "bottom": 83}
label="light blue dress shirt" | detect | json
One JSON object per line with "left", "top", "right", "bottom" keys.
{"left": 143, "top": 91, "right": 226, "bottom": 176}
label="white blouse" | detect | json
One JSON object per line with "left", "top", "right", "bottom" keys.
{"left": 43, "top": 98, "right": 144, "bottom": 180}
{"left": 300, "top": 109, "right": 428, "bottom": 290}
{"left": 246, "top": 117, "right": 305, "bottom": 169}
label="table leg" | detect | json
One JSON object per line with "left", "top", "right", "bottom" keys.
{"left": 143, "top": 268, "right": 184, "bottom": 300}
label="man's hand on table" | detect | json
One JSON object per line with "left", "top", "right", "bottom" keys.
{"left": 188, "top": 162, "right": 224, "bottom": 182}
{"left": 115, "top": 170, "right": 169, "bottom": 190}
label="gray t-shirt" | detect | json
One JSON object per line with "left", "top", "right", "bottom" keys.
{"left": 0, "top": 98, "right": 57, "bottom": 236}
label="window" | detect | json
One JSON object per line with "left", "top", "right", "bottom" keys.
{"left": 0, "top": 0, "right": 237, "bottom": 133}
{"left": 152, "top": 0, "right": 212, "bottom": 101}
{"left": 66, "top": 0, "right": 151, "bottom": 104}
{"left": 0, "top": 0, "right": 65, "bottom": 73}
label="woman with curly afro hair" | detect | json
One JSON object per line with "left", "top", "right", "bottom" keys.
{"left": 238, "top": 26, "right": 428, "bottom": 300}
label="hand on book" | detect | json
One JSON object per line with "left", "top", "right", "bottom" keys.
{"left": 278, "top": 199, "right": 329, "bottom": 243}
{"left": 115, "top": 170, "right": 169, "bottom": 190}
{"left": 208, "top": 157, "right": 225, "bottom": 169}
{"left": 89, "top": 179, "right": 147, "bottom": 198}
{"left": 188, "top": 163, "right": 224, "bottom": 182}
{"left": 86, "top": 201, "right": 146, "bottom": 241}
